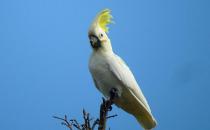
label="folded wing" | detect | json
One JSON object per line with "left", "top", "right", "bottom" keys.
{"left": 107, "top": 54, "right": 157, "bottom": 129}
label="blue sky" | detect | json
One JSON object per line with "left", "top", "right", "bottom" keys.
{"left": 0, "top": 0, "right": 210, "bottom": 130}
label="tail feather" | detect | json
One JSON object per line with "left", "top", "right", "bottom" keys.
{"left": 135, "top": 114, "right": 157, "bottom": 130}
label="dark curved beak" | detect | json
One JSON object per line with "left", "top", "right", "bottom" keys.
{"left": 89, "top": 35, "right": 101, "bottom": 49}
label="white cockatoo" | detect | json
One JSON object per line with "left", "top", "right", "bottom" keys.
{"left": 88, "top": 9, "right": 157, "bottom": 130}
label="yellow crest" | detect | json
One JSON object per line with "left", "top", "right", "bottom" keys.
{"left": 96, "top": 9, "right": 113, "bottom": 33}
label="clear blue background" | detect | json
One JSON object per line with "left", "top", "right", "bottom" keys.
{"left": 0, "top": 0, "right": 210, "bottom": 130}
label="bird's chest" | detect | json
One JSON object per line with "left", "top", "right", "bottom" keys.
{"left": 89, "top": 54, "right": 119, "bottom": 97}
{"left": 89, "top": 55, "right": 114, "bottom": 84}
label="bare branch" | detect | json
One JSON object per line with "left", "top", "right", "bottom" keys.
{"left": 98, "top": 98, "right": 114, "bottom": 130}
{"left": 54, "top": 88, "right": 118, "bottom": 130}
{"left": 91, "top": 119, "right": 99, "bottom": 130}
{"left": 106, "top": 114, "right": 118, "bottom": 119}
{"left": 53, "top": 115, "right": 73, "bottom": 130}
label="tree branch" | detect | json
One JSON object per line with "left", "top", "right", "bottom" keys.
{"left": 54, "top": 88, "right": 118, "bottom": 130}
{"left": 98, "top": 98, "right": 114, "bottom": 130}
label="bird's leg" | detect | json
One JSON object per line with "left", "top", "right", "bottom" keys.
{"left": 109, "top": 88, "right": 119, "bottom": 100}
{"left": 107, "top": 88, "right": 119, "bottom": 111}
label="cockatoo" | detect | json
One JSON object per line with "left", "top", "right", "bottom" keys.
{"left": 88, "top": 9, "right": 157, "bottom": 130}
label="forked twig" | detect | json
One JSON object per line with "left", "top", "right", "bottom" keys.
{"left": 54, "top": 88, "right": 118, "bottom": 130}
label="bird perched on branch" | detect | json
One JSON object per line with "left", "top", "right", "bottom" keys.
{"left": 88, "top": 9, "right": 157, "bottom": 130}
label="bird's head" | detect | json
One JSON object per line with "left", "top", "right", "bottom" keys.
{"left": 88, "top": 9, "right": 113, "bottom": 51}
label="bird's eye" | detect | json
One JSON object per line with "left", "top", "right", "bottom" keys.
{"left": 100, "top": 33, "right": 103, "bottom": 37}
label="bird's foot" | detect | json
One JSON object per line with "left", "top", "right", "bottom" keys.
{"left": 108, "top": 105, "right": 112, "bottom": 111}
{"left": 109, "top": 88, "right": 119, "bottom": 100}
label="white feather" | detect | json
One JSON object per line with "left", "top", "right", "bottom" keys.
{"left": 89, "top": 50, "right": 157, "bottom": 129}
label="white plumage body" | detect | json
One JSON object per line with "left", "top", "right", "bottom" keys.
{"left": 89, "top": 50, "right": 157, "bottom": 129}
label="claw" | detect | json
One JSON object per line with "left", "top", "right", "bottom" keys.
{"left": 109, "top": 88, "right": 118, "bottom": 99}
{"left": 108, "top": 105, "right": 112, "bottom": 111}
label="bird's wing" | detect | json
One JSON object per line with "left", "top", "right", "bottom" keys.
{"left": 107, "top": 54, "right": 152, "bottom": 113}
